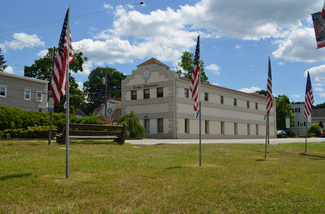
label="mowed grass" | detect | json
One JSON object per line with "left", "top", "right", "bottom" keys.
{"left": 1, "top": 140, "right": 325, "bottom": 213}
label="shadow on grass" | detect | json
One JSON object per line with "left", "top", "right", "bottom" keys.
{"left": 255, "top": 159, "right": 267, "bottom": 161}
{"left": 0, "top": 173, "right": 32, "bottom": 181}
{"left": 164, "top": 166, "right": 182, "bottom": 170}
{"left": 70, "top": 141, "right": 121, "bottom": 145}
{"left": 300, "top": 153, "right": 325, "bottom": 160}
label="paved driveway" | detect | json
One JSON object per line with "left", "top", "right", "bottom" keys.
{"left": 126, "top": 138, "right": 325, "bottom": 146}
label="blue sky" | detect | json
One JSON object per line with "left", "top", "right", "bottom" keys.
{"left": 2, "top": 0, "right": 325, "bottom": 105}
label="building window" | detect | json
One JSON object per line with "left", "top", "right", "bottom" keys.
{"left": 131, "top": 90, "right": 137, "bottom": 100}
{"left": 297, "top": 122, "right": 299, "bottom": 127}
{"left": 185, "top": 119, "right": 189, "bottom": 133}
{"left": 36, "top": 91, "right": 42, "bottom": 102}
{"left": 144, "top": 119, "right": 150, "bottom": 133}
{"left": 0, "top": 85, "right": 7, "bottom": 97}
{"left": 184, "top": 89, "right": 189, "bottom": 98}
{"left": 220, "top": 96, "right": 224, "bottom": 104}
{"left": 234, "top": 123, "right": 238, "bottom": 135}
{"left": 256, "top": 125, "right": 259, "bottom": 135}
{"left": 24, "top": 90, "right": 31, "bottom": 101}
{"left": 158, "top": 118, "right": 164, "bottom": 133}
{"left": 204, "top": 93, "right": 208, "bottom": 101}
{"left": 247, "top": 124, "right": 250, "bottom": 135}
{"left": 304, "top": 121, "right": 306, "bottom": 126}
{"left": 144, "top": 89, "right": 150, "bottom": 99}
{"left": 300, "top": 122, "right": 304, "bottom": 126}
{"left": 205, "top": 120, "right": 209, "bottom": 134}
{"left": 234, "top": 98, "right": 237, "bottom": 106}
{"left": 157, "top": 87, "right": 163, "bottom": 98}
{"left": 221, "top": 122, "right": 224, "bottom": 134}
{"left": 255, "top": 103, "right": 258, "bottom": 110}
{"left": 295, "top": 108, "right": 300, "bottom": 113}
{"left": 247, "top": 101, "right": 250, "bottom": 108}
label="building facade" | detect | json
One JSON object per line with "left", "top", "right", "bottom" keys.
{"left": 0, "top": 72, "right": 48, "bottom": 112}
{"left": 121, "top": 58, "right": 277, "bottom": 139}
{"left": 291, "top": 104, "right": 311, "bottom": 136}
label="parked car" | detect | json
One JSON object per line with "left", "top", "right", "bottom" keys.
{"left": 277, "top": 130, "right": 287, "bottom": 138}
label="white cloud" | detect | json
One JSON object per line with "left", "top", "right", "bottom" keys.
{"left": 77, "top": 82, "right": 83, "bottom": 90}
{"left": 306, "top": 65, "right": 325, "bottom": 82}
{"left": 3, "top": 33, "right": 44, "bottom": 50}
{"left": 315, "top": 83, "right": 323, "bottom": 87}
{"left": 234, "top": 44, "right": 242, "bottom": 49}
{"left": 207, "top": 63, "right": 220, "bottom": 75}
{"left": 315, "top": 87, "right": 324, "bottom": 92}
{"left": 38, "top": 49, "right": 48, "bottom": 57}
{"left": 212, "top": 82, "right": 219, "bottom": 86}
{"left": 278, "top": 62, "right": 285, "bottom": 65}
{"left": 318, "top": 93, "right": 325, "bottom": 97}
{"left": 290, "top": 94, "right": 301, "bottom": 98}
{"left": 4, "top": 66, "right": 14, "bottom": 74}
{"left": 249, "top": 64, "right": 255, "bottom": 67}
{"left": 238, "top": 86, "right": 261, "bottom": 93}
{"left": 272, "top": 27, "right": 325, "bottom": 63}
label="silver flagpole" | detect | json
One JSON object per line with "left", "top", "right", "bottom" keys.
{"left": 265, "top": 114, "right": 268, "bottom": 158}
{"left": 305, "top": 117, "right": 308, "bottom": 153}
{"left": 198, "top": 35, "right": 201, "bottom": 167}
{"left": 65, "top": 7, "right": 71, "bottom": 179}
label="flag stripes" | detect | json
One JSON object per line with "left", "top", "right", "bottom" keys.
{"left": 266, "top": 57, "right": 273, "bottom": 115}
{"left": 51, "top": 8, "right": 74, "bottom": 106}
{"left": 304, "top": 71, "right": 314, "bottom": 119}
{"left": 190, "top": 36, "right": 200, "bottom": 112}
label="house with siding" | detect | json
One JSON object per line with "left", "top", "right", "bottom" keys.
{"left": 0, "top": 72, "right": 48, "bottom": 112}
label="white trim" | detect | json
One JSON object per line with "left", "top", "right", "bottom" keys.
{"left": 0, "top": 85, "right": 7, "bottom": 98}
{"left": 24, "top": 89, "right": 31, "bottom": 101}
{"left": 36, "top": 91, "right": 42, "bottom": 102}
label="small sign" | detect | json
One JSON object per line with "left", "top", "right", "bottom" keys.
{"left": 48, "top": 97, "right": 54, "bottom": 112}
{"left": 286, "top": 117, "right": 290, "bottom": 129}
{"left": 194, "top": 110, "right": 200, "bottom": 119}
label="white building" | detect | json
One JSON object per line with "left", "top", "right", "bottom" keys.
{"left": 121, "top": 58, "right": 277, "bottom": 139}
{"left": 0, "top": 72, "right": 48, "bottom": 112}
{"left": 291, "top": 103, "right": 311, "bottom": 136}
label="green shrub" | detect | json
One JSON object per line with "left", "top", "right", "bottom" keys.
{"left": 78, "top": 116, "right": 103, "bottom": 125}
{"left": 118, "top": 110, "right": 145, "bottom": 138}
{"left": 1, "top": 126, "right": 57, "bottom": 138}
{"left": 286, "top": 130, "right": 296, "bottom": 137}
{"left": 308, "top": 123, "right": 322, "bottom": 137}
{"left": 307, "top": 133, "right": 316, "bottom": 138}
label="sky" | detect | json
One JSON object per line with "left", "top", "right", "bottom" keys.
{"left": 2, "top": 0, "right": 325, "bottom": 105}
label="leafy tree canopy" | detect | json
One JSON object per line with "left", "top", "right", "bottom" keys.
{"left": 0, "top": 48, "right": 7, "bottom": 72}
{"left": 82, "top": 67, "right": 127, "bottom": 115}
{"left": 276, "top": 95, "right": 295, "bottom": 130}
{"left": 24, "top": 48, "right": 88, "bottom": 112}
{"left": 175, "top": 51, "right": 209, "bottom": 84}
{"left": 255, "top": 90, "right": 267, "bottom": 96}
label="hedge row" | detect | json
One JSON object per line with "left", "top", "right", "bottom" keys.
{"left": 0, "top": 126, "right": 58, "bottom": 139}
{"left": 0, "top": 105, "right": 103, "bottom": 133}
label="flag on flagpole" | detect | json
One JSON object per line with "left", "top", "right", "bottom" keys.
{"left": 304, "top": 71, "right": 314, "bottom": 119}
{"left": 266, "top": 57, "right": 273, "bottom": 115}
{"left": 190, "top": 36, "right": 200, "bottom": 112}
{"left": 51, "top": 8, "right": 74, "bottom": 106}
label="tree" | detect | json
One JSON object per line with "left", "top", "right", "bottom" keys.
{"left": 276, "top": 95, "right": 295, "bottom": 130}
{"left": 24, "top": 48, "right": 88, "bottom": 112}
{"left": 0, "top": 48, "right": 7, "bottom": 72}
{"left": 319, "top": 121, "right": 324, "bottom": 129}
{"left": 83, "top": 67, "right": 127, "bottom": 115}
{"left": 175, "top": 51, "right": 209, "bottom": 84}
{"left": 255, "top": 90, "right": 267, "bottom": 96}
{"left": 308, "top": 123, "right": 322, "bottom": 137}
{"left": 118, "top": 110, "right": 145, "bottom": 138}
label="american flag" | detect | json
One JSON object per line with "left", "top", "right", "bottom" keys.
{"left": 304, "top": 71, "right": 314, "bottom": 119}
{"left": 190, "top": 36, "right": 200, "bottom": 112}
{"left": 51, "top": 8, "right": 74, "bottom": 106}
{"left": 266, "top": 57, "right": 273, "bottom": 115}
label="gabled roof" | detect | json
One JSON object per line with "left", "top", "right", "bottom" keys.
{"left": 137, "top": 57, "right": 170, "bottom": 69}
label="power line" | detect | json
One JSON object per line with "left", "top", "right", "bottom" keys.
{"left": 3, "top": 1, "right": 154, "bottom": 32}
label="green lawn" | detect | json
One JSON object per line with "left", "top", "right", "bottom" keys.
{"left": 1, "top": 140, "right": 325, "bottom": 213}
